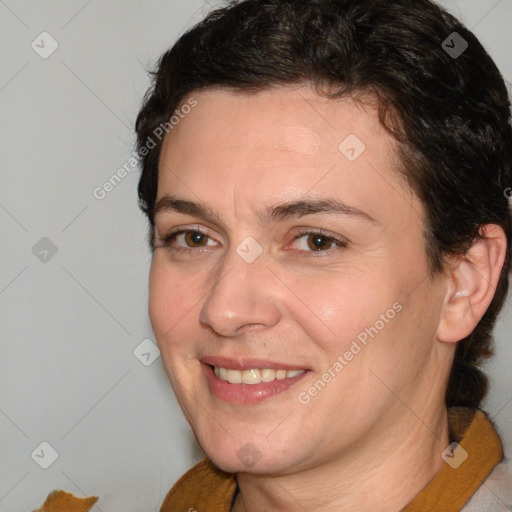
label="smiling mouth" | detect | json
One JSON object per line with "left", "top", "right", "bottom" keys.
{"left": 202, "top": 362, "right": 310, "bottom": 404}
{"left": 212, "top": 366, "right": 306, "bottom": 385}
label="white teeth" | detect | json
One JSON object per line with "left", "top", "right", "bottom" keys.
{"left": 226, "top": 369, "right": 242, "bottom": 384}
{"left": 241, "top": 369, "right": 261, "bottom": 384}
{"left": 213, "top": 366, "right": 306, "bottom": 385}
{"left": 285, "top": 370, "right": 304, "bottom": 378}
{"left": 261, "top": 369, "right": 276, "bottom": 382}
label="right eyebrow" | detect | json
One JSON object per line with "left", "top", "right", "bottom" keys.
{"left": 153, "top": 196, "right": 222, "bottom": 223}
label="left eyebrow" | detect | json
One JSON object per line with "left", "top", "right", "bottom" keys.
{"left": 153, "top": 196, "right": 378, "bottom": 225}
{"left": 264, "top": 198, "right": 377, "bottom": 224}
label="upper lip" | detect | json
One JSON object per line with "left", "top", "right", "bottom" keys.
{"left": 200, "top": 355, "right": 309, "bottom": 371}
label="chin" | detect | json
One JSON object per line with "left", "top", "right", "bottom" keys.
{"left": 206, "top": 450, "right": 280, "bottom": 475}
{"left": 200, "top": 434, "right": 301, "bottom": 475}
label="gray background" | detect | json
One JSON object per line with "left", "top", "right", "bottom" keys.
{"left": 0, "top": 1, "right": 511, "bottom": 511}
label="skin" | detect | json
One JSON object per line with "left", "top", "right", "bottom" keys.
{"left": 148, "top": 84, "right": 506, "bottom": 511}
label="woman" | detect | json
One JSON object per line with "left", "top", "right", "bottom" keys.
{"left": 135, "top": 0, "right": 512, "bottom": 510}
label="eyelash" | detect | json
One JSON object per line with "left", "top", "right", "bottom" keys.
{"left": 155, "top": 228, "right": 347, "bottom": 256}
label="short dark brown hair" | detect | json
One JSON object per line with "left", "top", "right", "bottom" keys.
{"left": 135, "top": 0, "right": 512, "bottom": 408}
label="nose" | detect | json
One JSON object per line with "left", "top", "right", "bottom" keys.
{"left": 199, "top": 244, "right": 281, "bottom": 337}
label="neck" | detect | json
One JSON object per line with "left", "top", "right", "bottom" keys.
{"left": 231, "top": 405, "right": 449, "bottom": 512}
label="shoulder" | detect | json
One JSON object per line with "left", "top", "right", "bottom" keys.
{"left": 160, "top": 457, "right": 237, "bottom": 512}
{"left": 462, "top": 457, "right": 512, "bottom": 511}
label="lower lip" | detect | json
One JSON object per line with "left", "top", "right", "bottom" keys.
{"left": 202, "top": 363, "right": 309, "bottom": 405}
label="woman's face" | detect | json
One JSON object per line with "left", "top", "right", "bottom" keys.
{"left": 149, "top": 85, "right": 449, "bottom": 474}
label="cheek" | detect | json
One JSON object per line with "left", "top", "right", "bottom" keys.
{"left": 281, "top": 271, "right": 387, "bottom": 354}
{"left": 148, "top": 256, "right": 193, "bottom": 342}
{"left": 284, "top": 263, "right": 417, "bottom": 381}
{"left": 148, "top": 260, "right": 169, "bottom": 335}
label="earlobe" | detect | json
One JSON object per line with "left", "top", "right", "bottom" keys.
{"left": 437, "top": 224, "right": 507, "bottom": 344}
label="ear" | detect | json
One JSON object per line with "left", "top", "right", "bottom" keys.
{"left": 437, "top": 224, "right": 507, "bottom": 344}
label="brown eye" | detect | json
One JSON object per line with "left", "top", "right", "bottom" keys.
{"left": 291, "top": 230, "right": 347, "bottom": 254}
{"left": 156, "top": 228, "right": 217, "bottom": 253}
{"left": 184, "top": 230, "right": 209, "bottom": 247}
{"left": 306, "top": 233, "right": 333, "bottom": 251}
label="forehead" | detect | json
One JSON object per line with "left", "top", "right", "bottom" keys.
{"left": 157, "top": 85, "right": 420, "bottom": 229}
{"left": 163, "top": 86, "right": 386, "bottom": 159}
